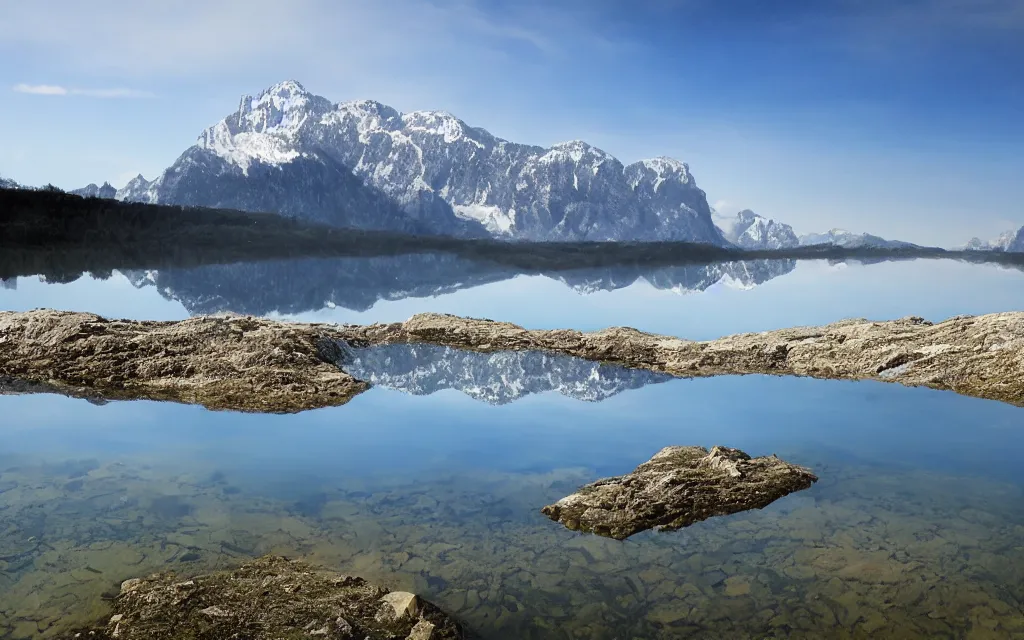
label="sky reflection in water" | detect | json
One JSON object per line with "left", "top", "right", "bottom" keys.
{"left": 2, "top": 256, "right": 1024, "bottom": 638}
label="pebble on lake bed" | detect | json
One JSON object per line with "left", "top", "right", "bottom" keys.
{"left": 541, "top": 445, "right": 818, "bottom": 539}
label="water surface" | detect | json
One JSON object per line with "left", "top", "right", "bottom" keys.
{"left": 2, "top": 256, "right": 1023, "bottom": 638}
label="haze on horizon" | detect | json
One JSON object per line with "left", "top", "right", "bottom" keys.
{"left": 1, "top": 0, "right": 1022, "bottom": 246}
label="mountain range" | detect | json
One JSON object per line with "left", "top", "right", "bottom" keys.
{"left": 4, "top": 80, "right": 1015, "bottom": 250}
{"left": 104, "top": 80, "right": 728, "bottom": 243}
{"left": 82, "top": 81, "right": 936, "bottom": 248}
{"left": 964, "top": 228, "right": 1024, "bottom": 253}
{"left": 71, "top": 182, "right": 117, "bottom": 199}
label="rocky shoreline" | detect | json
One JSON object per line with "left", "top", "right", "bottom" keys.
{"left": 1, "top": 309, "right": 1022, "bottom": 412}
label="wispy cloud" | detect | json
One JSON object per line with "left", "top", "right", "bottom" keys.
{"left": 12, "top": 83, "right": 68, "bottom": 95}
{"left": 13, "top": 83, "right": 154, "bottom": 98}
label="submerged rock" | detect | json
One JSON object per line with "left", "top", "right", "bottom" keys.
{"left": 59, "top": 555, "right": 464, "bottom": 640}
{"left": 2, "top": 309, "right": 1024, "bottom": 412}
{"left": 541, "top": 446, "right": 818, "bottom": 540}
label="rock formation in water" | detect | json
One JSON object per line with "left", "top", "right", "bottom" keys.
{"left": 2, "top": 309, "right": 1023, "bottom": 412}
{"left": 58, "top": 555, "right": 463, "bottom": 640}
{"left": 0, "top": 310, "right": 366, "bottom": 412}
{"left": 541, "top": 446, "right": 818, "bottom": 540}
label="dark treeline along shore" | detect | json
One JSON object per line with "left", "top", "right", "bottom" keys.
{"left": 2, "top": 187, "right": 1023, "bottom": 282}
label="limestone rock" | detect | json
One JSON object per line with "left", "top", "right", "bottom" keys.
{"left": 408, "top": 619, "right": 436, "bottom": 639}
{"left": 541, "top": 446, "right": 818, "bottom": 540}
{"left": 57, "top": 555, "right": 463, "bottom": 640}
{"left": 3, "top": 309, "right": 1024, "bottom": 412}
{"left": 380, "top": 591, "right": 420, "bottom": 619}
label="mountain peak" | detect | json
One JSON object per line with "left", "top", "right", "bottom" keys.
{"left": 633, "top": 157, "right": 693, "bottom": 186}
{"left": 714, "top": 208, "right": 798, "bottom": 249}
{"left": 545, "top": 140, "right": 614, "bottom": 163}
{"left": 259, "top": 79, "right": 308, "bottom": 98}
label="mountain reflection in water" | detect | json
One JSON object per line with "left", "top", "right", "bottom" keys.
{"left": 336, "top": 343, "right": 673, "bottom": 404}
{"left": 121, "top": 255, "right": 795, "bottom": 315}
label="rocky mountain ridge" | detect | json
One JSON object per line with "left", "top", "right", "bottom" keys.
{"left": 713, "top": 209, "right": 799, "bottom": 249}
{"left": 70, "top": 182, "right": 117, "bottom": 199}
{"left": 106, "top": 80, "right": 728, "bottom": 243}
{"left": 798, "top": 228, "right": 918, "bottom": 250}
{"left": 964, "top": 226, "right": 1024, "bottom": 252}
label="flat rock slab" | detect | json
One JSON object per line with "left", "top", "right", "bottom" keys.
{"left": 2, "top": 309, "right": 1024, "bottom": 412}
{"left": 541, "top": 446, "right": 818, "bottom": 540}
{"left": 58, "top": 555, "right": 464, "bottom": 640}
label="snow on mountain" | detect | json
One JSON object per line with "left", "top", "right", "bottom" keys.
{"left": 798, "top": 228, "right": 918, "bottom": 249}
{"left": 71, "top": 182, "right": 117, "bottom": 199}
{"left": 713, "top": 209, "right": 798, "bottom": 249}
{"left": 964, "top": 227, "right": 1023, "bottom": 252}
{"left": 335, "top": 342, "right": 672, "bottom": 405}
{"left": 120, "top": 80, "right": 727, "bottom": 243}
{"left": 115, "top": 174, "right": 160, "bottom": 204}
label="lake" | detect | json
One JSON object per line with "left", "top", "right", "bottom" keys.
{"left": 1, "top": 256, "right": 1023, "bottom": 639}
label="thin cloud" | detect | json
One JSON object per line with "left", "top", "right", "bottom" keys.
{"left": 12, "top": 83, "right": 154, "bottom": 98}
{"left": 13, "top": 83, "right": 67, "bottom": 95}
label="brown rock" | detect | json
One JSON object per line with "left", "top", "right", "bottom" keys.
{"left": 56, "top": 555, "right": 463, "bottom": 640}
{"left": 3, "top": 309, "right": 1024, "bottom": 412}
{"left": 540, "top": 446, "right": 818, "bottom": 540}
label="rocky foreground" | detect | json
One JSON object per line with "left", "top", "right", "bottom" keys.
{"left": 60, "top": 555, "right": 463, "bottom": 640}
{"left": 1, "top": 309, "right": 1022, "bottom": 412}
{"left": 541, "top": 446, "right": 818, "bottom": 540}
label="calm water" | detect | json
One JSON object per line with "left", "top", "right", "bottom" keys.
{"left": 2, "top": 256, "right": 1024, "bottom": 639}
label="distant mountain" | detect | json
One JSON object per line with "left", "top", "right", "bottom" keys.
{"left": 713, "top": 209, "right": 799, "bottom": 249}
{"left": 71, "top": 182, "right": 117, "bottom": 199}
{"left": 112, "top": 80, "right": 728, "bottom": 244}
{"left": 336, "top": 343, "right": 672, "bottom": 405}
{"left": 70, "top": 181, "right": 117, "bottom": 198}
{"left": 798, "top": 229, "right": 918, "bottom": 249}
{"left": 964, "top": 227, "right": 1023, "bottom": 253}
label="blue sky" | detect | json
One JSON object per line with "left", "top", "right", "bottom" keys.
{"left": 1, "top": 0, "right": 1022, "bottom": 245}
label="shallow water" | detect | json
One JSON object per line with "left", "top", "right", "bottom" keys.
{"left": 2, "top": 256, "right": 1024, "bottom": 638}
{"left": 3, "top": 372, "right": 1024, "bottom": 638}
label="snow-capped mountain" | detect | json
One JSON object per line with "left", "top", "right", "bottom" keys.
{"left": 71, "top": 182, "right": 117, "bottom": 199}
{"left": 964, "top": 227, "right": 1023, "bottom": 252}
{"left": 114, "top": 80, "right": 727, "bottom": 243}
{"left": 798, "top": 229, "right": 918, "bottom": 249}
{"left": 335, "top": 342, "right": 672, "bottom": 405}
{"left": 114, "top": 174, "right": 160, "bottom": 204}
{"left": 713, "top": 209, "right": 799, "bottom": 249}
